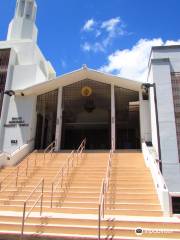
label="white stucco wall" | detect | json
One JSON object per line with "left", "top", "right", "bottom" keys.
{"left": 149, "top": 47, "right": 180, "bottom": 192}
{"left": 0, "top": 39, "right": 56, "bottom": 165}
{"left": 2, "top": 95, "right": 37, "bottom": 153}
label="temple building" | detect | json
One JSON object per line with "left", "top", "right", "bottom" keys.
{"left": 0, "top": 1, "right": 180, "bottom": 238}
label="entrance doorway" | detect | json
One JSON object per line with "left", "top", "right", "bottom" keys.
{"left": 35, "top": 90, "right": 58, "bottom": 149}
{"left": 115, "top": 86, "right": 140, "bottom": 149}
{"left": 61, "top": 79, "right": 111, "bottom": 150}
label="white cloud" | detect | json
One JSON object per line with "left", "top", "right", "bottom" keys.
{"left": 101, "top": 17, "right": 121, "bottom": 32}
{"left": 100, "top": 38, "right": 180, "bottom": 82}
{"left": 82, "top": 19, "right": 95, "bottom": 31}
{"left": 81, "top": 42, "right": 105, "bottom": 53}
{"left": 81, "top": 42, "right": 91, "bottom": 51}
{"left": 81, "top": 17, "right": 125, "bottom": 53}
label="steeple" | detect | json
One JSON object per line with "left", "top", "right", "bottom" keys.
{"left": 7, "top": 0, "right": 38, "bottom": 42}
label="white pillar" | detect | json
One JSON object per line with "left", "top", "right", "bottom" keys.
{"left": 55, "top": 87, "right": 63, "bottom": 151}
{"left": 111, "top": 84, "right": 115, "bottom": 150}
{"left": 139, "top": 91, "right": 152, "bottom": 142}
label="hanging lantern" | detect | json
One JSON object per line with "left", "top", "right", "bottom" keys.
{"left": 84, "top": 99, "right": 95, "bottom": 113}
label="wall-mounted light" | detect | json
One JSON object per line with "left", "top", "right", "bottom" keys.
{"left": 4, "top": 90, "right": 15, "bottom": 97}
{"left": 141, "top": 83, "right": 155, "bottom": 100}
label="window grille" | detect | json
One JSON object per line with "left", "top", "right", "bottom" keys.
{"left": 115, "top": 86, "right": 140, "bottom": 149}
{"left": 171, "top": 72, "right": 180, "bottom": 162}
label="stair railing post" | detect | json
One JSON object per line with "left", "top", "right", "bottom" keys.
{"left": 76, "top": 150, "right": 78, "bottom": 165}
{"left": 21, "top": 202, "right": 26, "bottom": 239}
{"left": 98, "top": 204, "right": 101, "bottom": 240}
{"left": 35, "top": 151, "right": 37, "bottom": 167}
{"left": 16, "top": 167, "right": 19, "bottom": 187}
{"left": 51, "top": 183, "right": 54, "bottom": 208}
{"left": 67, "top": 157, "right": 69, "bottom": 175}
{"left": 26, "top": 157, "right": 29, "bottom": 177}
{"left": 61, "top": 168, "right": 64, "bottom": 188}
{"left": 40, "top": 179, "right": 44, "bottom": 216}
{"left": 71, "top": 152, "right": 73, "bottom": 168}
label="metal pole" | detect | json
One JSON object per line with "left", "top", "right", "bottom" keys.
{"left": 61, "top": 168, "right": 64, "bottom": 188}
{"left": 26, "top": 158, "right": 29, "bottom": 177}
{"left": 51, "top": 183, "right": 54, "bottom": 208}
{"left": 40, "top": 179, "right": 44, "bottom": 215}
{"left": 98, "top": 206, "right": 101, "bottom": 240}
{"left": 35, "top": 151, "right": 37, "bottom": 167}
{"left": 76, "top": 151, "right": 78, "bottom": 165}
{"left": 16, "top": 167, "right": 19, "bottom": 187}
{"left": 21, "top": 202, "right": 26, "bottom": 239}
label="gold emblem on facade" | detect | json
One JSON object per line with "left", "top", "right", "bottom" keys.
{"left": 81, "top": 86, "right": 92, "bottom": 97}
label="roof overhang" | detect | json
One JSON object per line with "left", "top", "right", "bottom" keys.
{"left": 15, "top": 67, "right": 141, "bottom": 96}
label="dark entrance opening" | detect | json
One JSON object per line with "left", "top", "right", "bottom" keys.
{"left": 115, "top": 86, "right": 140, "bottom": 149}
{"left": 61, "top": 79, "right": 111, "bottom": 150}
{"left": 35, "top": 90, "right": 58, "bottom": 149}
{"left": 172, "top": 196, "right": 180, "bottom": 214}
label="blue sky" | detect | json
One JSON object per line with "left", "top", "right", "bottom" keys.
{"left": 0, "top": 0, "right": 180, "bottom": 81}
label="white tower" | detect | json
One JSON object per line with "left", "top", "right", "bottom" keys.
{"left": 7, "top": 0, "right": 38, "bottom": 42}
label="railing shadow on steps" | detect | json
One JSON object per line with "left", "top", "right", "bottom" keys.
{"left": 142, "top": 140, "right": 171, "bottom": 216}
{"left": 19, "top": 138, "right": 86, "bottom": 239}
{"left": 50, "top": 138, "right": 86, "bottom": 208}
{"left": 21, "top": 178, "right": 44, "bottom": 239}
{"left": 0, "top": 150, "right": 38, "bottom": 193}
{"left": 98, "top": 147, "right": 114, "bottom": 240}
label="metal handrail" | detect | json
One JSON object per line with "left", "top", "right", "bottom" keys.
{"left": 105, "top": 149, "right": 113, "bottom": 193}
{"left": 0, "top": 150, "right": 37, "bottom": 192}
{"left": 142, "top": 141, "right": 170, "bottom": 215}
{"left": 50, "top": 150, "right": 74, "bottom": 207}
{"left": 50, "top": 139, "right": 86, "bottom": 208}
{"left": 98, "top": 147, "right": 114, "bottom": 240}
{"left": 43, "top": 141, "right": 56, "bottom": 165}
{"left": 98, "top": 179, "right": 106, "bottom": 240}
{"left": 76, "top": 138, "right": 86, "bottom": 164}
{"left": 142, "top": 141, "right": 167, "bottom": 190}
{"left": 21, "top": 178, "right": 44, "bottom": 238}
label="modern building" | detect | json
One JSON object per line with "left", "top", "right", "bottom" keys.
{"left": 0, "top": 0, "right": 180, "bottom": 236}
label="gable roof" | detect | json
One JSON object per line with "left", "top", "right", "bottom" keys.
{"left": 15, "top": 67, "right": 141, "bottom": 96}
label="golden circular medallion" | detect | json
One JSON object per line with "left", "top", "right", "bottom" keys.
{"left": 81, "top": 86, "right": 92, "bottom": 97}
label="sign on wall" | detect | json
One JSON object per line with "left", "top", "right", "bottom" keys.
{"left": 4, "top": 117, "right": 29, "bottom": 128}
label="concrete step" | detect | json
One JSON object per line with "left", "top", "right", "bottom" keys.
{"left": 106, "top": 208, "right": 162, "bottom": 216}
{"left": 0, "top": 215, "right": 179, "bottom": 230}
{"left": 1, "top": 222, "right": 179, "bottom": 238}
{"left": 0, "top": 205, "right": 99, "bottom": 214}
{"left": 106, "top": 203, "right": 161, "bottom": 210}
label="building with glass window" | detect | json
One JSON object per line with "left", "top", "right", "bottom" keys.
{"left": 0, "top": 0, "right": 180, "bottom": 215}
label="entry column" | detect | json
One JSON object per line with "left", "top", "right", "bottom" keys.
{"left": 111, "top": 84, "right": 116, "bottom": 150}
{"left": 55, "top": 87, "right": 63, "bottom": 151}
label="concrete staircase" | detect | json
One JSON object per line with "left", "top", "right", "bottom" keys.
{"left": 0, "top": 150, "right": 179, "bottom": 239}
{"left": 106, "top": 152, "right": 162, "bottom": 217}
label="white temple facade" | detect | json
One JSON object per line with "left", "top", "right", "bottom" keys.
{"left": 0, "top": 0, "right": 180, "bottom": 214}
